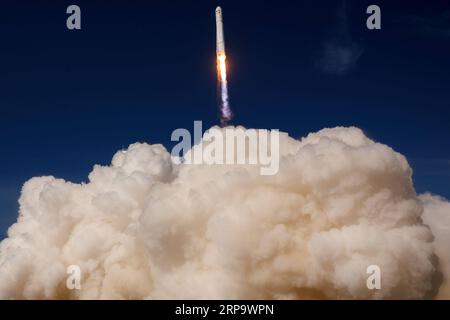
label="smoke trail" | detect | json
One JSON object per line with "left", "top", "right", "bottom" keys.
{"left": 219, "top": 79, "right": 232, "bottom": 126}
{"left": 217, "top": 54, "right": 233, "bottom": 126}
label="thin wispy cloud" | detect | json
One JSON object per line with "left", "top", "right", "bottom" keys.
{"left": 316, "top": 0, "right": 363, "bottom": 75}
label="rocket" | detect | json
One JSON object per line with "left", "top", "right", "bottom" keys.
{"left": 215, "top": 6, "right": 232, "bottom": 124}
{"left": 215, "top": 7, "right": 225, "bottom": 56}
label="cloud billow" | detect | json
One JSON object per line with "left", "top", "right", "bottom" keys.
{"left": 0, "top": 126, "right": 449, "bottom": 299}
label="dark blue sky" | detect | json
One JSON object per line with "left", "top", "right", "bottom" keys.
{"left": 0, "top": 0, "right": 449, "bottom": 238}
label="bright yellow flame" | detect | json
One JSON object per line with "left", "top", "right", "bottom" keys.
{"left": 217, "top": 54, "right": 227, "bottom": 82}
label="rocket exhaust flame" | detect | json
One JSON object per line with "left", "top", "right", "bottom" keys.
{"left": 217, "top": 54, "right": 232, "bottom": 126}
{"left": 216, "top": 7, "right": 233, "bottom": 126}
{"left": 218, "top": 54, "right": 227, "bottom": 82}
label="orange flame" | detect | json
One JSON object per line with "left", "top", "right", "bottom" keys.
{"left": 217, "top": 54, "right": 227, "bottom": 82}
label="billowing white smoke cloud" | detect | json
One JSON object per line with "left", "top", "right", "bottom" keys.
{"left": 420, "top": 193, "right": 450, "bottom": 299}
{"left": 0, "top": 126, "right": 448, "bottom": 299}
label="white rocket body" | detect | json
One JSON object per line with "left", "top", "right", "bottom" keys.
{"left": 215, "top": 7, "right": 225, "bottom": 56}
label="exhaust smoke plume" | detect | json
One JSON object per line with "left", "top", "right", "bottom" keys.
{"left": 0, "top": 126, "right": 449, "bottom": 299}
